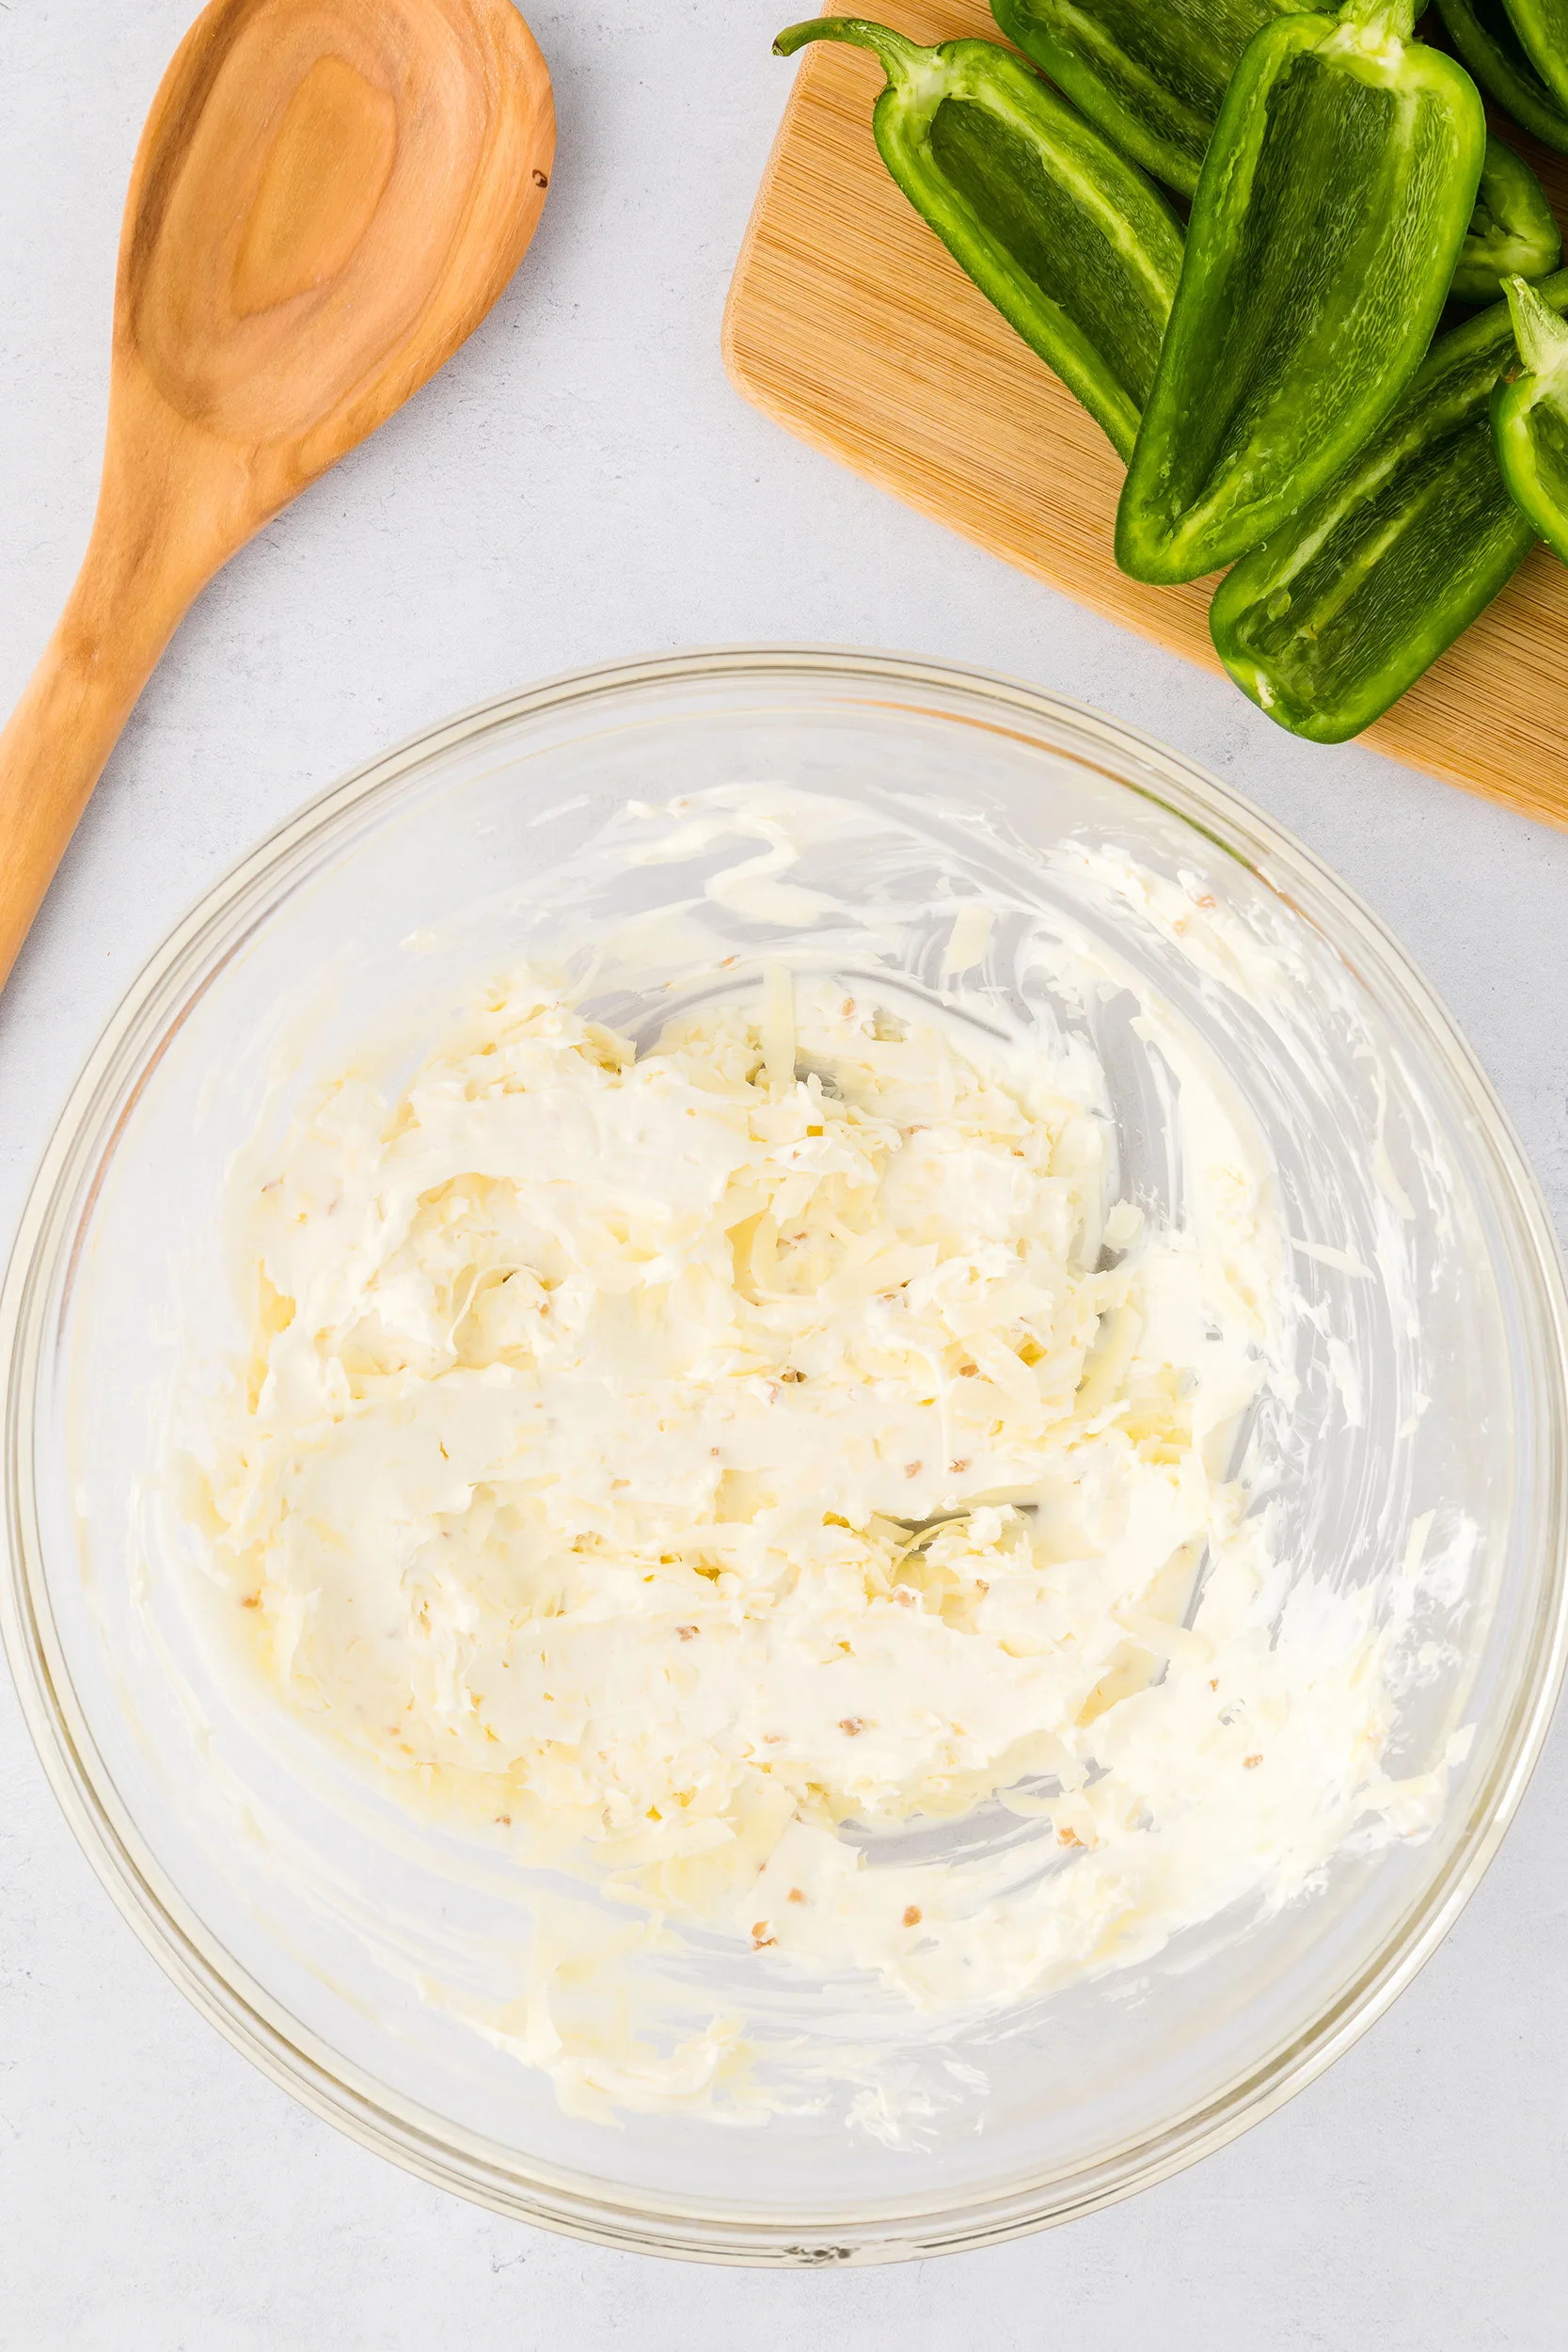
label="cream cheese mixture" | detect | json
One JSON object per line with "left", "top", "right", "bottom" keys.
{"left": 174, "top": 782, "right": 1475, "bottom": 2126}
{"left": 201, "top": 946, "right": 1451, "bottom": 2054}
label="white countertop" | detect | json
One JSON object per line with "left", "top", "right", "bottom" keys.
{"left": 2, "top": 4, "right": 1564, "bottom": 2344}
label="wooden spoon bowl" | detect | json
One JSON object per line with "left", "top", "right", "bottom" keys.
{"left": 0, "top": 0, "right": 554, "bottom": 992}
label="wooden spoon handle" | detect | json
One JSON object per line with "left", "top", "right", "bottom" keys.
{"left": 0, "top": 509, "right": 210, "bottom": 993}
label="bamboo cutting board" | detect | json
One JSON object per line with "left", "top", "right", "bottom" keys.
{"left": 723, "top": 2, "right": 1568, "bottom": 830}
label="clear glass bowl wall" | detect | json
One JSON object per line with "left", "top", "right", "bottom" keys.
{"left": 4, "top": 650, "right": 1565, "bottom": 2264}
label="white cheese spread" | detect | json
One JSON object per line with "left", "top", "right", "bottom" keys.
{"left": 182, "top": 786, "right": 1464, "bottom": 2124}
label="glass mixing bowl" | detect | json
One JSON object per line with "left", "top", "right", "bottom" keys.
{"left": 4, "top": 648, "right": 1566, "bottom": 2265}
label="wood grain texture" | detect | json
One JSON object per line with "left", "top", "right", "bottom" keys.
{"left": 0, "top": 0, "right": 555, "bottom": 993}
{"left": 723, "top": 2, "right": 1568, "bottom": 829}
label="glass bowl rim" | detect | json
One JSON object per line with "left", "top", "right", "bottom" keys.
{"left": 4, "top": 643, "right": 1566, "bottom": 2265}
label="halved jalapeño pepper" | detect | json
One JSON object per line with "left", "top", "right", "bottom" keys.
{"left": 1496, "top": 0, "right": 1568, "bottom": 108}
{"left": 1433, "top": 0, "right": 1568, "bottom": 152}
{"left": 990, "top": 0, "right": 1315, "bottom": 198}
{"left": 1210, "top": 277, "right": 1568, "bottom": 740}
{"left": 772, "top": 17, "right": 1184, "bottom": 459}
{"left": 1116, "top": 0, "right": 1486, "bottom": 586}
{"left": 1450, "top": 135, "right": 1561, "bottom": 306}
{"left": 995, "top": 4, "right": 1530, "bottom": 298}
{"left": 1492, "top": 275, "right": 1568, "bottom": 563}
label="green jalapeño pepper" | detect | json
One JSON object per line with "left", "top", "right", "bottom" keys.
{"left": 1450, "top": 135, "right": 1561, "bottom": 306}
{"left": 995, "top": 5, "right": 1530, "bottom": 295}
{"left": 1492, "top": 274, "right": 1568, "bottom": 563}
{"left": 990, "top": 0, "right": 1315, "bottom": 198}
{"left": 1433, "top": 0, "right": 1568, "bottom": 152}
{"left": 772, "top": 18, "right": 1184, "bottom": 460}
{"left": 1494, "top": 0, "right": 1568, "bottom": 108}
{"left": 1116, "top": 0, "right": 1486, "bottom": 587}
{"left": 1210, "top": 276, "right": 1568, "bottom": 740}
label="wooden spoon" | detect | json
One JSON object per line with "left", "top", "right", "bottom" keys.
{"left": 0, "top": 0, "right": 554, "bottom": 993}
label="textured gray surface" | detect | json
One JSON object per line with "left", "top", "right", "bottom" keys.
{"left": 1, "top": 4, "right": 1564, "bottom": 2345}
